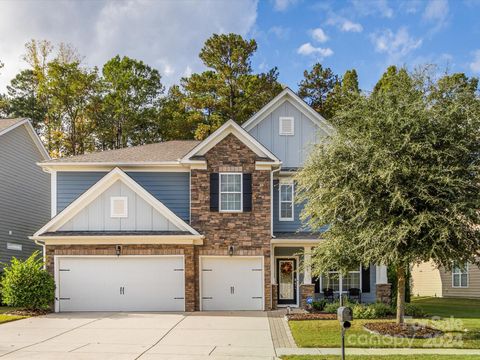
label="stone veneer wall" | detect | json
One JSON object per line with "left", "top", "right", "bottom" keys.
{"left": 191, "top": 133, "right": 272, "bottom": 310}
{"left": 376, "top": 283, "right": 392, "bottom": 305}
{"left": 45, "top": 244, "right": 196, "bottom": 312}
{"left": 300, "top": 284, "right": 315, "bottom": 309}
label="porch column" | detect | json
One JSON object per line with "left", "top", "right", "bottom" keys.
{"left": 375, "top": 264, "right": 388, "bottom": 284}
{"left": 303, "top": 246, "right": 312, "bottom": 284}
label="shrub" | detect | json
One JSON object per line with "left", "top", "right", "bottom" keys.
{"left": 0, "top": 252, "right": 55, "bottom": 310}
{"left": 352, "top": 302, "right": 394, "bottom": 319}
{"left": 405, "top": 303, "right": 426, "bottom": 317}
{"left": 312, "top": 300, "right": 327, "bottom": 311}
{"left": 323, "top": 298, "right": 356, "bottom": 313}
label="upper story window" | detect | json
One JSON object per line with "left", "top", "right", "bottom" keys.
{"left": 110, "top": 196, "right": 128, "bottom": 218}
{"left": 279, "top": 181, "right": 294, "bottom": 221}
{"left": 220, "top": 173, "right": 242, "bottom": 212}
{"left": 452, "top": 261, "right": 468, "bottom": 288}
{"left": 279, "top": 117, "right": 294, "bottom": 135}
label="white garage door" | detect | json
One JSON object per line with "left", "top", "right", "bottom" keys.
{"left": 201, "top": 257, "right": 264, "bottom": 311}
{"left": 57, "top": 256, "right": 185, "bottom": 312}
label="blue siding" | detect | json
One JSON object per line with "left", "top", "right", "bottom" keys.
{"left": 57, "top": 171, "right": 190, "bottom": 221}
{"left": 273, "top": 180, "right": 309, "bottom": 232}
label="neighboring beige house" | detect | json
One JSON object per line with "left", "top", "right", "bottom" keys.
{"left": 411, "top": 260, "right": 480, "bottom": 298}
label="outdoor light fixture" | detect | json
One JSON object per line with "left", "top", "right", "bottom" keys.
{"left": 115, "top": 245, "right": 122, "bottom": 257}
{"left": 228, "top": 245, "right": 234, "bottom": 256}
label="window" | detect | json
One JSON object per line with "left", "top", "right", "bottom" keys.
{"left": 110, "top": 196, "right": 128, "bottom": 218}
{"left": 7, "top": 243, "right": 22, "bottom": 251}
{"left": 321, "top": 267, "right": 362, "bottom": 293}
{"left": 279, "top": 181, "right": 294, "bottom": 221}
{"left": 220, "top": 173, "right": 242, "bottom": 212}
{"left": 279, "top": 117, "right": 294, "bottom": 135}
{"left": 452, "top": 262, "right": 469, "bottom": 288}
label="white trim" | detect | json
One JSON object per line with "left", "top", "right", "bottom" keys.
{"left": 279, "top": 116, "right": 294, "bottom": 136}
{"left": 34, "top": 167, "right": 200, "bottom": 237}
{"left": 0, "top": 119, "right": 50, "bottom": 160}
{"left": 219, "top": 172, "right": 243, "bottom": 213}
{"left": 39, "top": 164, "right": 191, "bottom": 172}
{"left": 275, "top": 256, "right": 300, "bottom": 308}
{"left": 199, "top": 255, "right": 265, "bottom": 311}
{"left": 54, "top": 255, "right": 185, "bottom": 313}
{"left": 279, "top": 180, "right": 294, "bottom": 221}
{"left": 182, "top": 120, "right": 281, "bottom": 164}
{"left": 270, "top": 239, "right": 320, "bottom": 246}
{"left": 51, "top": 170, "right": 57, "bottom": 218}
{"left": 241, "top": 88, "right": 335, "bottom": 136}
{"left": 31, "top": 235, "right": 203, "bottom": 246}
{"left": 303, "top": 246, "right": 312, "bottom": 285}
{"left": 110, "top": 196, "right": 128, "bottom": 218}
{"left": 452, "top": 261, "right": 469, "bottom": 288}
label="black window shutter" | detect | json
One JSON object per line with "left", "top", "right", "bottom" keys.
{"left": 243, "top": 173, "right": 252, "bottom": 212}
{"left": 362, "top": 266, "right": 371, "bottom": 293}
{"left": 210, "top": 173, "right": 219, "bottom": 212}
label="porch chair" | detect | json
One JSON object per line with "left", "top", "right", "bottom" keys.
{"left": 348, "top": 288, "right": 361, "bottom": 303}
{"left": 322, "top": 288, "right": 334, "bottom": 302}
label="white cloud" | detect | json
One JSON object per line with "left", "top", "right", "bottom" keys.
{"left": 311, "top": 28, "right": 329, "bottom": 43}
{"left": 351, "top": 0, "right": 393, "bottom": 18}
{"left": 423, "top": 0, "right": 449, "bottom": 22}
{"left": 273, "top": 0, "right": 297, "bottom": 12}
{"left": 297, "top": 43, "right": 333, "bottom": 58}
{"left": 268, "top": 26, "right": 291, "bottom": 39}
{"left": 326, "top": 16, "right": 363, "bottom": 33}
{"left": 0, "top": 0, "right": 258, "bottom": 91}
{"left": 470, "top": 50, "right": 480, "bottom": 73}
{"left": 370, "top": 27, "right": 422, "bottom": 63}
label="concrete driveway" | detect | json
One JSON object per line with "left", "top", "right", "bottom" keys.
{"left": 0, "top": 312, "right": 276, "bottom": 359}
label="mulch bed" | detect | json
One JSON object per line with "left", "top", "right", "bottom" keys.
{"left": 364, "top": 322, "right": 443, "bottom": 339}
{"left": 287, "top": 312, "right": 337, "bottom": 321}
{"left": 4, "top": 309, "right": 50, "bottom": 317}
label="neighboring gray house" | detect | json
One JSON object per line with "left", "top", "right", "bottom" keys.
{"left": 0, "top": 118, "right": 50, "bottom": 267}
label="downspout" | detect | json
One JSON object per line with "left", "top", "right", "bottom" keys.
{"left": 32, "top": 237, "right": 46, "bottom": 270}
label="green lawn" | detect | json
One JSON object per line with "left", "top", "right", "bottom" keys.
{"left": 282, "top": 356, "right": 480, "bottom": 360}
{"left": 289, "top": 297, "right": 480, "bottom": 348}
{"left": 0, "top": 306, "right": 25, "bottom": 324}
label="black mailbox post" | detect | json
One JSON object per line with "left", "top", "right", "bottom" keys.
{"left": 337, "top": 306, "right": 353, "bottom": 360}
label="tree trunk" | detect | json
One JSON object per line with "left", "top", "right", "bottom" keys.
{"left": 396, "top": 264, "right": 406, "bottom": 324}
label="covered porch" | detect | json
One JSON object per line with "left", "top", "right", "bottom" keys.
{"left": 270, "top": 236, "right": 390, "bottom": 309}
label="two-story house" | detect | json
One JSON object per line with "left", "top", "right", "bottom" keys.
{"left": 0, "top": 118, "right": 50, "bottom": 268}
{"left": 32, "top": 88, "right": 389, "bottom": 312}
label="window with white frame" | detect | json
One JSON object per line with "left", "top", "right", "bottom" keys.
{"left": 220, "top": 173, "right": 242, "bottom": 212}
{"left": 279, "top": 181, "right": 294, "bottom": 221}
{"left": 110, "top": 196, "right": 128, "bottom": 218}
{"left": 279, "top": 117, "right": 294, "bottom": 135}
{"left": 321, "top": 267, "right": 361, "bottom": 293}
{"left": 452, "top": 262, "right": 469, "bottom": 288}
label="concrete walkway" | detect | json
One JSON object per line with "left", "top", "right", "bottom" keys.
{"left": 0, "top": 311, "right": 276, "bottom": 360}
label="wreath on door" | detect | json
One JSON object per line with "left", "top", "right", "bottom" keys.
{"left": 280, "top": 261, "right": 293, "bottom": 275}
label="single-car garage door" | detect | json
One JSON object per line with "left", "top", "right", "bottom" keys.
{"left": 200, "top": 257, "right": 264, "bottom": 311}
{"left": 57, "top": 256, "right": 185, "bottom": 312}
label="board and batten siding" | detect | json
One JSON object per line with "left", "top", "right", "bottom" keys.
{"left": 247, "top": 99, "right": 327, "bottom": 168}
{"left": 0, "top": 125, "right": 50, "bottom": 265}
{"left": 57, "top": 172, "right": 190, "bottom": 222}
{"left": 59, "top": 180, "right": 181, "bottom": 232}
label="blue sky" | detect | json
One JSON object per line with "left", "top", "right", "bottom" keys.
{"left": 252, "top": 0, "right": 480, "bottom": 91}
{"left": 0, "top": 0, "right": 479, "bottom": 92}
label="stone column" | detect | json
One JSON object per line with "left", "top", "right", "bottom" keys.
{"left": 375, "top": 264, "right": 391, "bottom": 305}
{"left": 271, "top": 284, "right": 278, "bottom": 310}
{"left": 300, "top": 284, "right": 315, "bottom": 309}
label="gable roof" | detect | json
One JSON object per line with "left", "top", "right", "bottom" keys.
{"left": 33, "top": 167, "right": 201, "bottom": 239}
{"left": 42, "top": 140, "right": 199, "bottom": 165}
{"left": 0, "top": 118, "right": 50, "bottom": 160}
{"left": 182, "top": 119, "right": 281, "bottom": 164}
{"left": 241, "top": 87, "right": 335, "bottom": 136}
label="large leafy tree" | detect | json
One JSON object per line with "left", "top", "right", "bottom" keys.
{"left": 182, "top": 33, "right": 282, "bottom": 139}
{"left": 95, "top": 55, "right": 164, "bottom": 149}
{"left": 296, "top": 67, "right": 480, "bottom": 324}
{"left": 298, "top": 63, "right": 340, "bottom": 119}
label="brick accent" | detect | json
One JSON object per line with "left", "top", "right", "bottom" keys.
{"left": 300, "top": 284, "right": 315, "bottom": 309}
{"left": 191, "top": 133, "right": 272, "bottom": 310}
{"left": 376, "top": 283, "right": 392, "bottom": 305}
{"left": 271, "top": 284, "right": 278, "bottom": 310}
{"left": 45, "top": 244, "right": 196, "bottom": 312}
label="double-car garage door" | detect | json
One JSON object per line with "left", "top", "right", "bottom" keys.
{"left": 56, "top": 256, "right": 264, "bottom": 312}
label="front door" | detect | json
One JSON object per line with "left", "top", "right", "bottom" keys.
{"left": 277, "top": 258, "right": 297, "bottom": 305}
